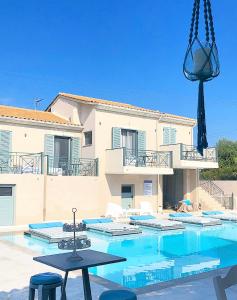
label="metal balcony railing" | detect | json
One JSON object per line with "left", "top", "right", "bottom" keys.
{"left": 47, "top": 157, "right": 98, "bottom": 176}
{"left": 0, "top": 152, "right": 43, "bottom": 174}
{"left": 123, "top": 148, "right": 172, "bottom": 168}
{"left": 181, "top": 144, "right": 217, "bottom": 162}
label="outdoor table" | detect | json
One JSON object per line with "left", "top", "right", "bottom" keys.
{"left": 33, "top": 249, "right": 126, "bottom": 300}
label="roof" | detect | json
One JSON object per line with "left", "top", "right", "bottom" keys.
{"left": 0, "top": 104, "right": 71, "bottom": 125}
{"left": 54, "top": 92, "right": 195, "bottom": 123}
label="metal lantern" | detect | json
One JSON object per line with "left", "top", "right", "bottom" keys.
{"left": 183, "top": 0, "right": 220, "bottom": 155}
{"left": 58, "top": 208, "right": 91, "bottom": 261}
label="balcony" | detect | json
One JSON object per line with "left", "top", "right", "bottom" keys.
{"left": 0, "top": 152, "right": 43, "bottom": 174}
{"left": 105, "top": 148, "right": 173, "bottom": 175}
{"left": 47, "top": 157, "right": 98, "bottom": 176}
{"left": 160, "top": 144, "right": 218, "bottom": 169}
{"left": 0, "top": 153, "right": 98, "bottom": 176}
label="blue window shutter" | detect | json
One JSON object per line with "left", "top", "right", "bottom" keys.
{"left": 137, "top": 131, "right": 146, "bottom": 151}
{"left": 170, "top": 128, "right": 177, "bottom": 144}
{"left": 112, "top": 127, "right": 121, "bottom": 148}
{"left": 44, "top": 135, "right": 54, "bottom": 158}
{"left": 0, "top": 130, "right": 12, "bottom": 172}
{"left": 71, "top": 137, "right": 80, "bottom": 162}
{"left": 163, "top": 127, "right": 170, "bottom": 145}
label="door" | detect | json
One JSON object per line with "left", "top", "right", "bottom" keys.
{"left": 121, "top": 129, "right": 137, "bottom": 165}
{"left": 54, "top": 136, "right": 70, "bottom": 173}
{"left": 0, "top": 186, "right": 14, "bottom": 226}
{"left": 121, "top": 185, "right": 134, "bottom": 209}
{"left": 163, "top": 170, "right": 184, "bottom": 209}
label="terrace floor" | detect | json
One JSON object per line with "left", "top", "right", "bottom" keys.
{"left": 1, "top": 238, "right": 237, "bottom": 300}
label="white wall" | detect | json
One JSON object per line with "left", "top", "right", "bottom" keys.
{"left": 0, "top": 123, "right": 82, "bottom": 154}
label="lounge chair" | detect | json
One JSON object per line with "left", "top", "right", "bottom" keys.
{"left": 203, "top": 211, "right": 237, "bottom": 222}
{"left": 129, "top": 215, "right": 185, "bottom": 231}
{"left": 26, "top": 222, "right": 87, "bottom": 243}
{"left": 213, "top": 266, "right": 237, "bottom": 300}
{"left": 82, "top": 218, "right": 142, "bottom": 236}
{"left": 105, "top": 203, "right": 125, "bottom": 219}
{"left": 169, "top": 213, "right": 222, "bottom": 226}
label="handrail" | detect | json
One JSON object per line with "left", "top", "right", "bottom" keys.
{"left": 123, "top": 148, "right": 172, "bottom": 168}
{"left": 181, "top": 144, "right": 217, "bottom": 162}
{"left": 200, "top": 180, "right": 233, "bottom": 209}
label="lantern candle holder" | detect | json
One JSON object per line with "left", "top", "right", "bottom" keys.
{"left": 58, "top": 208, "right": 91, "bottom": 261}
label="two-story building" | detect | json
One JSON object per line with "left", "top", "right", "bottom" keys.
{"left": 0, "top": 93, "right": 218, "bottom": 225}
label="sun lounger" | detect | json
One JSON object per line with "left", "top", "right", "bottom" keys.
{"left": 169, "top": 213, "right": 222, "bottom": 226}
{"left": 82, "top": 218, "right": 142, "bottom": 236}
{"left": 129, "top": 215, "right": 185, "bottom": 230}
{"left": 26, "top": 222, "right": 87, "bottom": 243}
{"left": 203, "top": 211, "right": 237, "bottom": 222}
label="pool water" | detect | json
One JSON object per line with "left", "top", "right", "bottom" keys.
{"left": 2, "top": 223, "right": 237, "bottom": 288}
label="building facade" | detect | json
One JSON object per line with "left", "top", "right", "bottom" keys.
{"left": 0, "top": 93, "right": 218, "bottom": 225}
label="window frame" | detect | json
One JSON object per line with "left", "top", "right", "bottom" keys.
{"left": 84, "top": 131, "right": 93, "bottom": 146}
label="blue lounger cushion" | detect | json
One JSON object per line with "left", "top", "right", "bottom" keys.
{"left": 183, "top": 199, "right": 192, "bottom": 206}
{"left": 29, "top": 222, "right": 63, "bottom": 229}
{"left": 130, "top": 215, "right": 156, "bottom": 221}
{"left": 82, "top": 218, "right": 113, "bottom": 224}
{"left": 202, "top": 211, "right": 224, "bottom": 216}
{"left": 30, "top": 272, "right": 62, "bottom": 285}
{"left": 169, "top": 213, "right": 192, "bottom": 218}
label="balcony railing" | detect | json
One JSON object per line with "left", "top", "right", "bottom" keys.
{"left": 0, "top": 152, "right": 43, "bottom": 174}
{"left": 123, "top": 148, "right": 172, "bottom": 168}
{"left": 47, "top": 157, "right": 98, "bottom": 176}
{"left": 181, "top": 144, "right": 217, "bottom": 162}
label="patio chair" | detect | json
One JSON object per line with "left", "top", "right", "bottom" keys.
{"left": 140, "top": 201, "right": 153, "bottom": 215}
{"left": 213, "top": 266, "right": 237, "bottom": 300}
{"left": 105, "top": 203, "right": 125, "bottom": 219}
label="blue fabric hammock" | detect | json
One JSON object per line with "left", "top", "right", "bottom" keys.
{"left": 183, "top": 0, "right": 220, "bottom": 155}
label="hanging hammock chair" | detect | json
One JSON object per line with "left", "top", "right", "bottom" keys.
{"left": 183, "top": 0, "right": 220, "bottom": 155}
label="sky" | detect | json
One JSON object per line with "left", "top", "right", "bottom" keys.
{"left": 0, "top": 0, "right": 236, "bottom": 145}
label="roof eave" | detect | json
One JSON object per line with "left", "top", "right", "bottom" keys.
{"left": 0, "top": 116, "right": 83, "bottom": 131}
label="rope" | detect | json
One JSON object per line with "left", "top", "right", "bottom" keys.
{"left": 203, "top": 0, "right": 210, "bottom": 42}
{"left": 194, "top": 0, "right": 201, "bottom": 38}
{"left": 207, "top": 0, "right": 216, "bottom": 43}
{"left": 189, "top": 0, "right": 198, "bottom": 45}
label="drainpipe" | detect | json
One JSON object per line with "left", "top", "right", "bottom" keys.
{"left": 156, "top": 114, "right": 163, "bottom": 213}
{"left": 43, "top": 155, "right": 47, "bottom": 221}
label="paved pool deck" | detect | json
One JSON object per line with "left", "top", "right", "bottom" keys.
{"left": 0, "top": 238, "right": 237, "bottom": 300}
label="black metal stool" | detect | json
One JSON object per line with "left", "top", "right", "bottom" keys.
{"left": 29, "top": 272, "right": 63, "bottom": 300}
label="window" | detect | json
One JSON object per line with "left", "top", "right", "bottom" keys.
{"left": 84, "top": 131, "right": 92, "bottom": 146}
{"left": 121, "top": 129, "right": 137, "bottom": 150}
{"left": 0, "top": 187, "right": 12, "bottom": 197}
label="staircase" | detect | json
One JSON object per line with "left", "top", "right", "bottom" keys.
{"left": 199, "top": 180, "right": 233, "bottom": 210}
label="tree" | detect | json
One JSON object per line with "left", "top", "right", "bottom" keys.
{"left": 200, "top": 139, "right": 237, "bottom": 180}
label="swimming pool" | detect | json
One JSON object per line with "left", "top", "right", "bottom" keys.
{"left": 2, "top": 223, "right": 237, "bottom": 289}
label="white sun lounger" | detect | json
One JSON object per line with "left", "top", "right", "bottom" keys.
{"left": 82, "top": 218, "right": 142, "bottom": 236}
{"left": 130, "top": 216, "right": 185, "bottom": 231}
{"left": 203, "top": 212, "right": 237, "bottom": 222}
{"left": 169, "top": 214, "right": 222, "bottom": 226}
{"left": 28, "top": 227, "right": 87, "bottom": 243}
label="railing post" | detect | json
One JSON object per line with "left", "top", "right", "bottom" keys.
{"left": 95, "top": 158, "right": 99, "bottom": 176}
{"left": 40, "top": 152, "right": 44, "bottom": 174}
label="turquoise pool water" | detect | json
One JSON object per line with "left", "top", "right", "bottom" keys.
{"left": 2, "top": 223, "right": 237, "bottom": 288}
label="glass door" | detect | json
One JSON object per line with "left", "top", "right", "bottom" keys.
{"left": 54, "top": 136, "right": 70, "bottom": 174}
{"left": 121, "top": 129, "right": 137, "bottom": 165}
{"left": 121, "top": 185, "right": 134, "bottom": 209}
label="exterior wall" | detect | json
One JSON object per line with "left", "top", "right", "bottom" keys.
{"left": 0, "top": 174, "right": 44, "bottom": 225}
{"left": 0, "top": 122, "right": 82, "bottom": 154}
{"left": 104, "top": 174, "right": 159, "bottom": 213}
{"left": 50, "top": 97, "right": 80, "bottom": 124}
{"left": 45, "top": 176, "right": 103, "bottom": 220}
{"left": 183, "top": 169, "right": 198, "bottom": 203}
{"left": 158, "top": 122, "right": 193, "bottom": 147}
